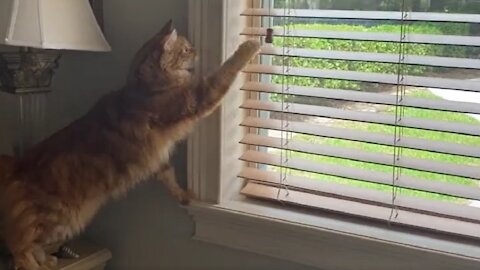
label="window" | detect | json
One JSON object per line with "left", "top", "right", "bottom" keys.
{"left": 187, "top": 1, "right": 480, "bottom": 269}
{"left": 240, "top": 0, "right": 480, "bottom": 240}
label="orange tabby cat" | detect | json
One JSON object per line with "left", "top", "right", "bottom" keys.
{"left": 0, "top": 20, "right": 260, "bottom": 270}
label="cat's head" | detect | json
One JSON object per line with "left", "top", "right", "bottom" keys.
{"left": 128, "top": 20, "right": 196, "bottom": 89}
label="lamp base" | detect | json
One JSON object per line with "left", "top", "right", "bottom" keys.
{"left": 0, "top": 48, "right": 58, "bottom": 155}
{"left": 0, "top": 48, "right": 60, "bottom": 94}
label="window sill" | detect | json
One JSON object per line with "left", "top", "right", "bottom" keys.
{"left": 187, "top": 198, "right": 480, "bottom": 270}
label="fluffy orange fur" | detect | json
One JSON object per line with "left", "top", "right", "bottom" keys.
{"left": 0, "top": 20, "right": 260, "bottom": 270}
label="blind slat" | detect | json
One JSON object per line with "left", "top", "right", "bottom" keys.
{"left": 241, "top": 8, "right": 480, "bottom": 23}
{"left": 241, "top": 117, "right": 480, "bottom": 158}
{"left": 240, "top": 168, "right": 480, "bottom": 223}
{"left": 242, "top": 27, "right": 480, "bottom": 47}
{"left": 241, "top": 134, "right": 480, "bottom": 180}
{"left": 241, "top": 100, "right": 480, "bottom": 136}
{"left": 242, "top": 82, "right": 480, "bottom": 114}
{"left": 260, "top": 46, "right": 480, "bottom": 70}
{"left": 242, "top": 183, "right": 480, "bottom": 239}
{"left": 244, "top": 64, "right": 480, "bottom": 93}
{"left": 240, "top": 150, "right": 480, "bottom": 200}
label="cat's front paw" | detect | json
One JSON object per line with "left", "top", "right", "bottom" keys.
{"left": 176, "top": 189, "right": 195, "bottom": 205}
{"left": 237, "top": 40, "right": 261, "bottom": 60}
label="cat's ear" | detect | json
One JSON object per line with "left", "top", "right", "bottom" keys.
{"left": 163, "top": 29, "right": 178, "bottom": 51}
{"left": 161, "top": 19, "right": 174, "bottom": 36}
{"left": 126, "top": 19, "right": 175, "bottom": 85}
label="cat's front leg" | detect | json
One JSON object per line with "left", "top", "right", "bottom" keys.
{"left": 194, "top": 40, "right": 261, "bottom": 115}
{"left": 152, "top": 164, "right": 192, "bottom": 205}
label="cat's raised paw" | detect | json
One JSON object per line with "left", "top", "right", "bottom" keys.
{"left": 237, "top": 40, "right": 261, "bottom": 59}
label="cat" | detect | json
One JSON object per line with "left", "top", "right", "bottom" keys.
{"left": 0, "top": 20, "right": 260, "bottom": 270}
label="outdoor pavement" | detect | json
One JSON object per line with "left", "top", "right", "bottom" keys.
{"left": 428, "top": 79, "right": 480, "bottom": 208}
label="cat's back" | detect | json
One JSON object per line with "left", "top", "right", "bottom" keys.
{"left": 15, "top": 89, "right": 171, "bottom": 194}
{"left": 16, "top": 90, "right": 141, "bottom": 179}
{"left": 19, "top": 90, "right": 127, "bottom": 160}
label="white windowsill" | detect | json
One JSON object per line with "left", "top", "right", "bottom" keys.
{"left": 187, "top": 199, "right": 480, "bottom": 270}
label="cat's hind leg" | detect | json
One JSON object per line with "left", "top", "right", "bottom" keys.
{"left": 31, "top": 244, "right": 57, "bottom": 270}
{"left": 6, "top": 222, "right": 53, "bottom": 270}
{"left": 8, "top": 223, "right": 60, "bottom": 270}
{"left": 12, "top": 249, "right": 40, "bottom": 270}
{"left": 4, "top": 185, "right": 59, "bottom": 270}
{"left": 153, "top": 163, "right": 192, "bottom": 205}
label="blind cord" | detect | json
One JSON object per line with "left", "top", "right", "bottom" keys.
{"left": 278, "top": 0, "right": 294, "bottom": 200}
{"left": 391, "top": 0, "right": 411, "bottom": 222}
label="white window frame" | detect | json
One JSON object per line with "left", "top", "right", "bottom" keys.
{"left": 186, "top": 1, "right": 480, "bottom": 269}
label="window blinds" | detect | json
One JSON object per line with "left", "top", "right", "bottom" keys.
{"left": 238, "top": 1, "right": 480, "bottom": 240}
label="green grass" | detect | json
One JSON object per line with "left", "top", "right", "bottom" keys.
{"left": 264, "top": 21, "right": 478, "bottom": 202}
{"left": 270, "top": 89, "right": 480, "bottom": 202}
{"left": 269, "top": 22, "right": 470, "bottom": 97}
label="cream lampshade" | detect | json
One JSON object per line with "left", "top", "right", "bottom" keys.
{"left": 0, "top": 0, "right": 111, "bottom": 51}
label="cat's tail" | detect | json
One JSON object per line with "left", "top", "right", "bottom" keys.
{"left": 0, "top": 155, "right": 15, "bottom": 188}
{"left": 0, "top": 155, "right": 16, "bottom": 254}
{"left": 0, "top": 155, "right": 16, "bottom": 217}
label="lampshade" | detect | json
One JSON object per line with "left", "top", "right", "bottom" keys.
{"left": 0, "top": 0, "right": 111, "bottom": 52}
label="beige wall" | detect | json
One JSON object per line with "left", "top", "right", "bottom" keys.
{"left": 0, "top": 0, "right": 317, "bottom": 269}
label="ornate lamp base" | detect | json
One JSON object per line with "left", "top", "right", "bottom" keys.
{"left": 0, "top": 48, "right": 60, "bottom": 94}
{"left": 0, "top": 48, "right": 60, "bottom": 155}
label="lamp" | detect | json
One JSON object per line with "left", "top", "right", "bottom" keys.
{"left": 0, "top": 0, "right": 111, "bottom": 155}
{"left": 0, "top": 0, "right": 111, "bottom": 93}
